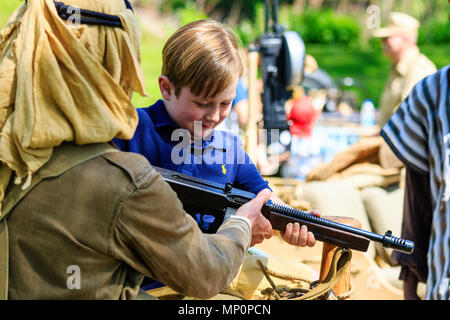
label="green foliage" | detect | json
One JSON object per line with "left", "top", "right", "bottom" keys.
{"left": 159, "top": 0, "right": 187, "bottom": 14}
{"left": 158, "top": 0, "right": 208, "bottom": 26}
{"left": 176, "top": 1, "right": 208, "bottom": 26}
{"left": 305, "top": 43, "right": 449, "bottom": 108}
{"left": 236, "top": 7, "right": 361, "bottom": 46}
{"left": 306, "top": 44, "right": 390, "bottom": 107}
{"left": 234, "top": 3, "right": 266, "bottom": 45}
{"left": 418, "top": 12, "right": 450, "bottom": 45}
{"left": 288, "top": 9, "right": 360, "bottom": 45}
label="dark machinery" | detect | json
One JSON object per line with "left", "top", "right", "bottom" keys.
{"left": 254, "top": 0, "right": 306, "bottom": 147}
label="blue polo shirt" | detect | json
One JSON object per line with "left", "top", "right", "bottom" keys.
{"left": 113, "top": 99, "right": 270, "bottom": 195}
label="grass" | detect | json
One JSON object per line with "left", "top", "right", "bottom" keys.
{"left": 132, "top": 32, "right": 165, "bottom": 108}
{"left": 0, "top": 1, "right": 21, "bottom": 28}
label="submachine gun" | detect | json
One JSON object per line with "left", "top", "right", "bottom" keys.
{"left": 253, "top": 0, "right": 306, "bottom": 146}
{"left": 155, "top": 166, "right": 415, "bottom": 254}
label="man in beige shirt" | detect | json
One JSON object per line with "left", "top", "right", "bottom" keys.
{"left": 373, "top": 12, "right": 437, "bottom": 127}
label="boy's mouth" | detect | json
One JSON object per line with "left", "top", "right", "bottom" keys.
{"left": 201, "top": 123, "right": 214, "bottom": 129}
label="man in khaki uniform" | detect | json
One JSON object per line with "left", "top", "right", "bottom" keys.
{"left": 0, "top": 0, "right": 272, "bottom": 300}
{"left": 373, "top": 12, "right": 437, "bottom": 127}
{"left": 0, "top": 0, "right": 319, "bottom": 300}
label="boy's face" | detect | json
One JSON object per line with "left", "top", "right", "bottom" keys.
{"left": 160, "top": 75, "right": 239, "bottom": 139}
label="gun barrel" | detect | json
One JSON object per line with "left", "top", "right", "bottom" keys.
{"left": 269, "top": 203, "right": 414, "bottom": 254}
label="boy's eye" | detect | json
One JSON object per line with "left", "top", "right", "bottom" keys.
{"left": 194, "top": 101, "right": 231, "bottom": 108}
{"left": 195, "top": 101, "right": 209, "bottom": 108}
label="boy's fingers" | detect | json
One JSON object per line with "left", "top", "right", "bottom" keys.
{"left": 299, "top": 225, "right": 308, "bottom": 247}
{"left": 291, "top": 223, "right": 301, "bottom": 246}
{"left": 310, "top": 210, "right": 321, "bottom": 217}
{"left": 306, "top": 231, "right": 316, "bottom": 247}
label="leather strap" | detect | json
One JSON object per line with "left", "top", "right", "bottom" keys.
{"left": 295, "top": 247, "right": 352, "bottom": 300}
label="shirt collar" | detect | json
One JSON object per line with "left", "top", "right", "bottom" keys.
{"left": 152, "top": 99, "right": 179, "bottom": 128}
{"left": 152, "top": 99, "right": 227, "bottom": 151}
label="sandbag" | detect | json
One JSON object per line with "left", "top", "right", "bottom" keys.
{"left": 295, "top": 181, "right": 377, "bottom": 259}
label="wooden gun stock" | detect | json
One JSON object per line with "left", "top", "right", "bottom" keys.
{"left": 262, "top": 209, "right": 370, "bottom": 251}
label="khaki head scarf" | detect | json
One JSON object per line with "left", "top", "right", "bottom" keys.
{"left": 0, "top": 0, "right": 147, "bottom": 213}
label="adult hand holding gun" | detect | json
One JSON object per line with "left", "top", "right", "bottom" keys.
{"left": 235, "top": 189, "right": 273, "bottom": 247}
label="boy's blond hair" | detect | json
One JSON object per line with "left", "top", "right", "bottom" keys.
{"left": 162, "top": 19, "right": 244, "bottom": 98}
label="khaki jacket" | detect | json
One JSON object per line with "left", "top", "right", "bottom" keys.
{"left": 6, "top": 143, "right": 251, "bottom": 299}
{"left": 378, "top": 47, "right": 436, "bottom": 126}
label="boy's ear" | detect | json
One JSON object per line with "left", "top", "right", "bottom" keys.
{"left": 158, "top": 75, "right": 174, "bottom": 100}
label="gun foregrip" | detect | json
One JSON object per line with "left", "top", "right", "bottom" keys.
{"left": 265, "top": 210, "right": 370, "bottom": 252}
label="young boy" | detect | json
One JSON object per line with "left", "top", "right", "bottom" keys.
{"left": 113, "top": 19, "right": 317, "bottom": 248}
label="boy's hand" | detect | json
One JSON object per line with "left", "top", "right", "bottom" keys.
{"left": 281, "top": 210, "right": 321, "bottom": 247}
{"left": 235, "top": 189, "right": 273, "bottom": 246}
